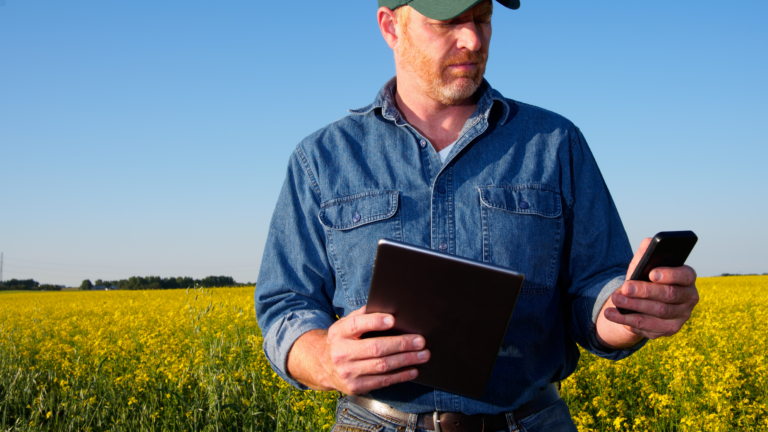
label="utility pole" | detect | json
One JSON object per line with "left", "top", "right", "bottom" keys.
{"left": 0, "top": 252, "right": 3, "bottom": 286}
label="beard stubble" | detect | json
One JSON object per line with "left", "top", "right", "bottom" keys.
{"left": 398, "top": 24, "right": 488, "bottom": 106}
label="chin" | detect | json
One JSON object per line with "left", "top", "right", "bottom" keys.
{"left": 435, "top": 78, "right": 483, "bottom": 105}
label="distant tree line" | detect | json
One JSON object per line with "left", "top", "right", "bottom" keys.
{"left": 719, "top": 273, "right": 768, "bottom": 277}
{"left": 0, "top": 276, "right": 250, "bottom": 292}
{"left": 0, "top": 279, "right": 63, "bottom": 291}
{"left": 81, "top": 275, "right": 247, "bottom": 291}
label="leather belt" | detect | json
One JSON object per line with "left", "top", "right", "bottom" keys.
{"left": 344, "top": 383, "right": 560, "bottom": 432}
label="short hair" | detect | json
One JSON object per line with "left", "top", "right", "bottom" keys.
{"left": 393, "top": 5, "right": 411, "bottom": 32}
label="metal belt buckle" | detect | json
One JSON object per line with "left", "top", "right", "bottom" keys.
{"left": 433, "top": 411, "right": 442, "bottom": 432}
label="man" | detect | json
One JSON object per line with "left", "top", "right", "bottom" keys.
{"left": 255, "top": 0, "right": 699, "bottom": 431}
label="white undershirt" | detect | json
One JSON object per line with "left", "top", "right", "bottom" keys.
{"left": 438, "top": 141, "right": 457, "bottom": 164}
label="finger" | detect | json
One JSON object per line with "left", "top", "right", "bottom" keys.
{"left": 622, "top": 320, "right": 675, "bottom": 340}
{"left": 343, "top": 368, "right": 419, "bottom": 395}
{"left": 339, "top": 312, "right": 396, "bottom": 338}
{"left": 611, "top": 292, "right": 688, "bottom": 319}
{"left": 626, "top": 238, "right": 652, "bottom": 281}
{"left": 348, "top": 335, "right": 426, "bottom": 361}
{"left": 649, "top": 265, "right": 697, "bottom": 287}
{"left": 621, "top": 281, "right": 697, "bottom": 305}
{"left": 604, "top": 306, "right": 630, "bottom": 325}
{"left": 604, "top": 307, "right": 684, "bottom": 337}
{"left": 625, "top": 326, "right": 666, "bottom": 340}
{"left": 354, "top": 349, "right": 431, "bottom": 376}
{"left": 346, "top": 305, "right": 367, "bottom": 317}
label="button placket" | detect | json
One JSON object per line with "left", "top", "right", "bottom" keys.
{"left": 431, "top": 166, "right": 454, "bottom": 255}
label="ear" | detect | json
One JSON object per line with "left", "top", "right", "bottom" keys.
{"left": 378, "top": 7, "right": 400, "bottom": 50}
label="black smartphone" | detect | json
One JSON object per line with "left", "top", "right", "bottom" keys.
{"left": 617, "top": 231, "right": 698, "bottom": 314}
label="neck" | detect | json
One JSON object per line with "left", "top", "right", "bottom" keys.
{"left": 393, "top": 76, "right": 480, "bottom": 152}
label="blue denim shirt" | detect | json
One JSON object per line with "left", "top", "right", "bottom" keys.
{"left": 255, "top": 78, "right": 645, "bottom": 415}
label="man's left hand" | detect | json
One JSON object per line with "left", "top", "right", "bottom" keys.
{"left": 596, "top": 238, "right": 699, "bottom": 349}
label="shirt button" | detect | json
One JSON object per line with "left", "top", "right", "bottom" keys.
{"left": 437, "top": 185, "right": 446, "bottom": 194}
{"left": 438, "top": 243, "right": 448, "bottom": 251}
{"left": 352, "top": 212, "right": 361, "bottom": 223}
{"left": 519, "top": 201, "right": 530, "bottom": 209}
{"left": 419, "top": 140, "right": 427, "bottom": 148}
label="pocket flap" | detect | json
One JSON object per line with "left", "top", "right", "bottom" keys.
{"left": 319, "top": 190, "right": 399, "bottom": 230}
{"left": 479, "top": 185, "right": 562, "bottom": 218}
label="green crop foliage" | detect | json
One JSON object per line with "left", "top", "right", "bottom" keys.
{"left": 0, "top": 277, "right": 766, "bottom": 431}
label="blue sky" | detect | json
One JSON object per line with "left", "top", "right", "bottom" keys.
{"left": 1, "top": 0, "right": 766, "bottom": 287}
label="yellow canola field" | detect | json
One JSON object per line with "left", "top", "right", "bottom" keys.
{"left": 562, "top": 275, "right": 768, "bottom": 431}
{"left": 0, "top": 276, "right": 766, "bottom": 431}
{"left": 0, "top": 287, "right": 336, "bottom": 431}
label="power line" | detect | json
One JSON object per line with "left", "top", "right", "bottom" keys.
{"left": 2, "top": 268, "right": 258, "bottom": 285}
{"left": 2, "top": 266, "right": 257, "bottom": 277}
{"left": 2, "top": 266, "right": 87, "bottom": 275}
{"left": 5, "top": 263, "right": 255, "bottom": 273}
{"left": 2, "top": 270, "right": 94, "bottom": 279}
{"left": 2, "top": 266, "right": 172, "bottom": 278}
{"left": 0, "top": 255, "right": 259, "bottom": 285}
{"left": 4, "top": 258, "right": 255, "bottom": 270}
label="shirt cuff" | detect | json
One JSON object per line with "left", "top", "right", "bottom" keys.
{"left": 591, "top": 275, "right": 625, "bottom": 324}
{"left": 587, "top": 275, "right": 648, "bottom": 360}
{"left": 262, "top": 309, "right": 336, "bottom": 390}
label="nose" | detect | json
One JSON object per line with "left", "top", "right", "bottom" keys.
{"left": 456, "top": 22, "right": 482, "bottom": 52}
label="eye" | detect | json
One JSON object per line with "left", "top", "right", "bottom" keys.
{"left": 476, "top": 12, "right": 493, "bottom": 24}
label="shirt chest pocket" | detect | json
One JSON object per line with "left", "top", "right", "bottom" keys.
{"left": 479, "top": 185, "right": 563, "bottom": 294}
{"left": 319, "top": 190, "right": 402, "bottom": 306}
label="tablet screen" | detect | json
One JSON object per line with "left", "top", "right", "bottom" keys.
{"left": 363, "top": 239, "right": 524, "bottom": 398}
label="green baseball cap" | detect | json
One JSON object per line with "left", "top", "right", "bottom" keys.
{"left": 378, "top": 0, "right": 520, "bottom": 21}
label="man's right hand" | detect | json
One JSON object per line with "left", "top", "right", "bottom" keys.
{"left": 286, "top": 306, "right": 430, "bottom": 395}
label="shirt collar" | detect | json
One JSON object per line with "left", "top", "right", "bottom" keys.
{"left": 348, "top": 77, "right": 514, "bottom": 126}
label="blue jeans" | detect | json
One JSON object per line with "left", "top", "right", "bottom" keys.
{"left": 332, "top": 397, "right": 577, "bottom": 432}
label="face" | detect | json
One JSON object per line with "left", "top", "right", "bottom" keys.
{"left": 396, "top": 1, "right": 493, "bottom": 105}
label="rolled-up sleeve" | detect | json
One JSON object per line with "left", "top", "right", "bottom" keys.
{"left": 561, "top": 128, "right": 647, "bottom": 360}
{"left": 255, "top": 147, "right": 336, "bottom": 390}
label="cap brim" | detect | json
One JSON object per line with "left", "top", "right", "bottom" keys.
{"left": 408, "top": 0, "right": 484, "bottom": 21}
{"left": 497, "top": 0, "right": 520, "bottom": 10}
{"left": 408, "top": 0, "right": 519, "bottom": 21}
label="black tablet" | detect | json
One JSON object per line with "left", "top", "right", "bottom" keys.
{"left": 363, "top": 239, "right": 524, "bottom": 398}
